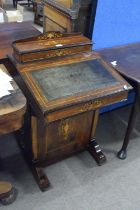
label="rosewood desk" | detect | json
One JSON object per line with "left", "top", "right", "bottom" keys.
{"left": 98, "top": 43, "right": 140, "bottom": 159}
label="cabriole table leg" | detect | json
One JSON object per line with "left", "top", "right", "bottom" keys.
{"left": 118, "top": 96, "right": 139, "bottom": 159}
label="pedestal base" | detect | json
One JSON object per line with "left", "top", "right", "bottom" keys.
{"left": 88, "top": 139, "right": 106, "bottom": 166}
{"left": 32, "top": 166, "right": 50, "bottom": 192}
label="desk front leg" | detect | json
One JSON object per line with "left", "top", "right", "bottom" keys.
{"left": 17, "top": 114, "right": 50, "bottom": 192}
{"left": 118, "top": 95, "right": 139, "bottom": 159}
{"left": 31, "top": 116, "right": 50, "bottom": 191}
{"left": 88, "top": 110, "right": 106, "bottom": 165}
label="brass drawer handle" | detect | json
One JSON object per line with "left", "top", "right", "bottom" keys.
{"left": 81, "top": 100, "right": 102, "bottom": 111}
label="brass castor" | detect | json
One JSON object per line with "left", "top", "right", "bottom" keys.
{"left": 0, "top": 181, "right": 18, "bottom": 205}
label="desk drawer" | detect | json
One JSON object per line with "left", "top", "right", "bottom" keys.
{"left": 46, "top": 91, "right": 128, "bottom": 123}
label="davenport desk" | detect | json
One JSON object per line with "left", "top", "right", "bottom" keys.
{"left": 99, "top": 43, "right": 140, "bottom": 159}
{"left": 9, "top": 32, "right": 132, "bottom": 191}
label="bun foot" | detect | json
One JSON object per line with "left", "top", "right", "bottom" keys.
{"left": 0, "top": 182, "right": 18, "bottom": 205}
{"left": 117, "top": 149, "right": 127, "bottom": 160}
{"left": 88, "top": 139, "right": 106, "bottom": 166}
{"left": 32, "top": 166, "right": 50, "bottom": 192}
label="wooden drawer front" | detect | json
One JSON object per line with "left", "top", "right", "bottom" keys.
{"left": 43, "top": 111, "right": 93, "bottom": 163}
{"left": 44, "top": 5, "right": 71, "bottom": 31}
{"left": 46, "top": 91, "right": 128, "bottom": 123}
{"left": 44, "top": 17, "right": 67, "bottom": 33}
{"left": 16, "top": 45, "right": 92, "bottom": 63}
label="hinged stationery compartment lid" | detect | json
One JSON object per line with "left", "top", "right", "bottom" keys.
{"left": 12, "top": 32, "right": 92, "bottom": 63}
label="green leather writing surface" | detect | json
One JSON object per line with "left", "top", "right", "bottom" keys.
{"left": 31, "top": 59, "right": 119, "bottom": 101}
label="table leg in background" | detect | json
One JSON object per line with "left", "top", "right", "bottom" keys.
{"left": 118, "top": 96, "right": 139, "bottom": 159}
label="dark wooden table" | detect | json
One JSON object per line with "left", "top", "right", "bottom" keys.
{"left": 0, "top": 21, "right": 41, "bottom": 61}
{"left": 0, "top": 64, "right": 26, "bottom": 134}
{"left": 98, "top": 42, "right": 140, "bottom": 159}
{"left": 0, "top": 64, "right": 26, "bottom": 204}
{"left": 0, "top": 21, "right": 41, "bottom": 132}
{"left": 0, "top": 21, "right": 40, "bottom": 203}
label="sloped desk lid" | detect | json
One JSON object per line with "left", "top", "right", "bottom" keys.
{"left": 10, "top": 52, "right": 132, "bottom": 116}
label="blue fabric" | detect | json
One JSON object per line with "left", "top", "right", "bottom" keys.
{"left": 92, "top": 0, "right": 139, "bottom": 111}
{"left": 93, "top": 0, "right": 140, "bottom": 50}
{"left": 100, "top": 90, "right": 135, "bottom": 113}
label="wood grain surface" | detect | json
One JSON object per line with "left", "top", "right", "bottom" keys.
{"left": 12, "top": 33, "right": 92, "bottom": 63}
{"left": 43, "top": 0, "right": 97, "bottom": 38}
{"left": 98, "top": 42, "right": 140, "bottom": 84}
{"left": 0, "top": 64, "right": 26, "bottom": 135}
{"left": 0, "top": 22, "right": 41, "bottom": 60}
{"left": 9, "top": 41, "right": 133, "bottom": 190}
